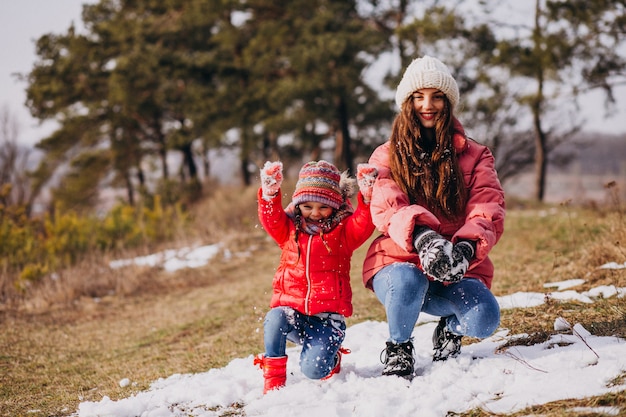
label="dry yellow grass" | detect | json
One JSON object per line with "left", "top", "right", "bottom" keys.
{"left": 1, "top": 185, "right": 625, "bottom": 416}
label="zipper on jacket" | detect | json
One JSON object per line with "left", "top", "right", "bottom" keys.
{"left": 304, "top": 234, "right": 313, "bottom": 315}
{"left": 319, "top": 230, "right": 332, "bottom": 253}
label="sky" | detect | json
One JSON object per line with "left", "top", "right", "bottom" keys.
{"left": 0, "top": 1, "right": 92, "bottom": 146}
{"left": 67, "top": 245, "right": 626, "bottom": 417}
{"left": 1, "top": 1, "right": 625, "bottom": 149}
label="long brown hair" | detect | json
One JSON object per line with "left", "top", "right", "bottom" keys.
{"left": 388, "top": 96, "right": 467, "bottom": 220}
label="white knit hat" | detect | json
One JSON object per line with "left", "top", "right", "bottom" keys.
{"left": 395, "top": 55, "right": 460, "bottom": 110}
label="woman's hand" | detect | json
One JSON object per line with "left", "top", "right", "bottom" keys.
{"left": 414, "top": 227, "right": 454, "bottom": 281}
{"left": 448, "top": 241, "right": 475, "bottom": 282}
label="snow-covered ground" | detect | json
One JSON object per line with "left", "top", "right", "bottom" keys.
{"left": 75, "top": 250, "right": 626, "bottom": 417}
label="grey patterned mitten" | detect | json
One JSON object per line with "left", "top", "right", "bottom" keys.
{"left": 413, "top": 226, "right": 453, "bottom": 281}
{"left": 447, "top": 241, "right": 475, "bottom": 283}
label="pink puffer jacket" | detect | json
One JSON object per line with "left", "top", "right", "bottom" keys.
{"left": 259, "top": 189, "right": 375, "bottom": 317}
{"left": 362, "top": 123, "right": 506, "bottom": 290}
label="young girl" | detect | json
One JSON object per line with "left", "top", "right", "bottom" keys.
{"left": 254, "top": 160, "right": 377, "bottom": 393}
{"left": 363, "top": 55, "right": 506, "bottom": 379}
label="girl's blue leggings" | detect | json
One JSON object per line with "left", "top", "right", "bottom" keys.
{"left": 263, "top": 306, "right": 346, "bottom": 379}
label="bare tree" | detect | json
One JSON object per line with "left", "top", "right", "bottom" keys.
{"left": 490, "top": 0, "right": 625, "bottom": 201}
{"left": 0, "top": 105, "right": 33, "bottom": 213}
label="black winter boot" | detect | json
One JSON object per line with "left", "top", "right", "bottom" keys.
{"left": 380, "top": 340, "right": 414, "bottom": 379}
{"left": 432, "top": 317, "right": 462, "bottom": 361}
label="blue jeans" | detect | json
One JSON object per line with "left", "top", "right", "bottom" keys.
{"left": 372, "top": 262, "right": 500, "bottom": 343}
{"left": 263, "top": 306, "right": 346, "bottom": 379}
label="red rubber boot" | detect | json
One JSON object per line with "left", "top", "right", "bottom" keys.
{"left": 254, "top": 354, "right": 288, "bottom": 394}
{"left": 321, "top": 347, "right": 351, "bottom": 380}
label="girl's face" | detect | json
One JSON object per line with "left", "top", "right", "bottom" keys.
{"left": 411, "top": 88, "right": 445, "bottom": 128}
{"left": 298, "top": 201, "right": 334, "bottom": 222}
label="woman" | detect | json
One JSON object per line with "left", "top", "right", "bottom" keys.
{"left": 362, "top": 55, "right": 506, "bottom": 379}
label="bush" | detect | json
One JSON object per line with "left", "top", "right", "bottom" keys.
{"left": 0, "top": 195, "right": 188, "bottom": 301}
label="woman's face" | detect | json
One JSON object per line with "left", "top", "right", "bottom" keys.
{"left": 298, "top": 201, "right": 334, "bottom": 222}
{"left": 411, "top": 88, "right": 446, "bottom": 128}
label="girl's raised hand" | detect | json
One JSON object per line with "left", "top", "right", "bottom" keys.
{"left": 356, "top": 163, "right": 378, "bottom": 203}
{"left": 260, "top": 161, "right": 283, "bottom": 200}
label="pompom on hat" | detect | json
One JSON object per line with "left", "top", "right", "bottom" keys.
{"left": 395, "top": 55, "right": 460, "bottom": 110}
{"left": 292, "top": 160, "right": 356, "bottom": 210}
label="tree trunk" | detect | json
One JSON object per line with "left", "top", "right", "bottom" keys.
{"left": 533, "top": 112, "right": 547, "bottom": 201}
{"left": 125, "top": 170, "right": 135, "bottom": 206}
{"left": 180, "top": 141, "right": 198, "bottom": 180}
{"left": 532, "top": 0, "right": 547, "bottom": 202}
{"left": 334, "top": 95, "right": 354, "bottom": 173}
{"left": 240, "top": 155, "right": 251, "bottom": 186}
{"left": 158, "top": 134, "right": 169, "bottom": 179}
{"left": 202, "top": 147, "right": 210, "bottom": 180}
{"left": 136, "top": 164, "right": 145, "bottom": 187}
{"left": 240, "top": 127, "right": 252, "bottom": 186}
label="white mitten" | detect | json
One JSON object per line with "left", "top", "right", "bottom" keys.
{"left": 356, "top": 163, "right": 378, "bottom": 203}
{"left": 260, "top": 161, "right": 283, "bottom": 201}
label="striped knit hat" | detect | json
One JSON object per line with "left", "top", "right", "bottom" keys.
{"left": 292, "top": 160, "right": 344, "bottom": 209}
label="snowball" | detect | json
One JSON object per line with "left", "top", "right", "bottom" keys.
{"left": 554, "top": 317, "right": 571, "bottom": 331}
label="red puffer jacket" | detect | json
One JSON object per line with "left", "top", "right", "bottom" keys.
{"left": 362, "top": 121, "right": 506, "bottom": 290}
{"left": 258, "top": 189, "right": 375, "bottom": 317}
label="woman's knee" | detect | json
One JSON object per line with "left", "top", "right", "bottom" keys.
{"left": 448, "top": 279, "right": 501, "bottom": 338}
{"left": 463, "top": 312, "right": 499, "bottom": 339}
{"left": 473, "top": 303, "right": 500, "bottom": 338}
{"left": 374, "top": 263, "right": 427, "bottom": 301}
{"left": 459, "top": 295, "right": 500, "bottom": 338}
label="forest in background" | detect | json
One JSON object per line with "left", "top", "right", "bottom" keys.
{"left": 1, "top": 0, "right": 624, "bottom": 214}
{"left": 1, "top": 0, "right": 625, "bottom": 299}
